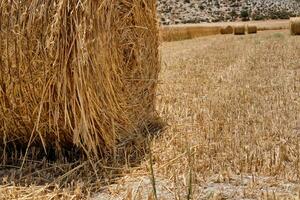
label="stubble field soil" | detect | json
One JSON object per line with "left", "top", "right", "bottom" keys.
{"left": 96, "top": 30, "right": 300, "bottom": 199}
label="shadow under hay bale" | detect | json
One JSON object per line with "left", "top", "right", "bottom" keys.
{"left": 0, "top": 118, "right": 166, "bottom": 191}
{"left": 234, "top": 25, "right": 246, "bottom": 35}
{"left": 0, "top": 0, "right": 161, "bottom": 162}
{"left": 247, "top": 25, "right": 258, "bottom": 34}
{"left": 0, "top": 143, "right": 145, "bottom": 188}
{"left": 290, "top": 17, "right": 300, "bottom": 35}
{"left": 220, "top": 26, "right": 234, "bottom": 34}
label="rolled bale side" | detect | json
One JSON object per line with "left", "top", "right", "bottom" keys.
{"left": 234, "top": 25, "right": 246, "bottom": 35}
{"left": 290, "top": 17, "right": 300, "bottom": 35}
{"left": 0, "top": 0, "right": 160, "bottom": 159}
{"left": 187, "top": 26, "right": 221, "bottom": 38}
{"left": 247, "top": 25, "right": 258, "bottom": 34}
{"left": 220, "top": 26, "right": 234, "bottom": 34}
{"left": 162, "top": 27, "right": 191, "bottom": 41}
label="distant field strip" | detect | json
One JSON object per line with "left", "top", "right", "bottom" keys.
{"left": 161, "top": 26, "right": 220, "bottom": 42}
{"left": 161, "top": 20, "right": 289, "bottom": 41}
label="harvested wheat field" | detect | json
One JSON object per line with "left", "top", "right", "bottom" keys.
{"left": 92, "top": 30, "right": 300, "bottom": 199}
{"left": 1, "top": 30, "right": 300, "bottom": 199}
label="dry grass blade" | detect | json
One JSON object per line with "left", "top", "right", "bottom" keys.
{"left": 186, "top": 144, "right": 193, "bottom": 200}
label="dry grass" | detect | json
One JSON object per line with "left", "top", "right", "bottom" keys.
{"left": 1, "top": 31, "right": 300, "bottom": 199}
{"left": 0, "top": 0, "right": 160, "bottom": 160}
{"left": 93, "top": 30, "right": 300, "bottom": 199}
{"left": 153, "top": 30, "right": 300, "bottom": 199}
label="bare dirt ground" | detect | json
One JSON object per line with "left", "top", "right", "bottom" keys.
{"left": 1, "top": 30, "right": 300, "bottom": 199}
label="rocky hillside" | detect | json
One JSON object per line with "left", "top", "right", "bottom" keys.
{"left": 158, "top": 0, "right": 300, "bottom": 25}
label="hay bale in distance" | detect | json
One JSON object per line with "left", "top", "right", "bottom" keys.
{"left": 187, "top": 26, "right": 221, "bottom": 38}
{"left": 220, "top": 26, "right": 234, "bottom": 34}
{"left": 161, "top": 26, "right": 221, "bottom": 41}
{"left": 161, "top": 27, "right": 192, "bottom": 41}
{"left": 247, "top": 25, "right": 258, "bottom": 34}
{"left": 290, "top": 17, "right": 300, "bottom": 35}
{"left": 234, "top": 25, "right": 246, "bottom": 35}
{"left": 0, "top": 0, "right": 160, "bottom": 159}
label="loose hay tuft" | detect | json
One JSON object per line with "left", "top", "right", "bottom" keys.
{"left": 234, "top": 25, "right": 246, "bottom": 35}
{"left": 247, "top": 25, "right": 257, "bottom": 34}
{"left": 0, "top": 0, "right": 160, "bottom": 159}
{"left": 290, "top": 17, "right": 300, "bottom": 35}
{"left": 220, "top": 26, "right": 234, "bottom": 34}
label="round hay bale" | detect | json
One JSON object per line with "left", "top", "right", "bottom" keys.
{"left": 220, "top": 26, "right": 234, "bottom": 34}
{"left": 234, "top": 25, "right": 246, "bottom": 35}
{"left": 247, "top": 25, "right": 257, "bottom": 34}
{"left": 290, "top": 17, "right": 300, "bottom": 35}
{"left": 0, "top": 0, "right": 161, "bottom": 159}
